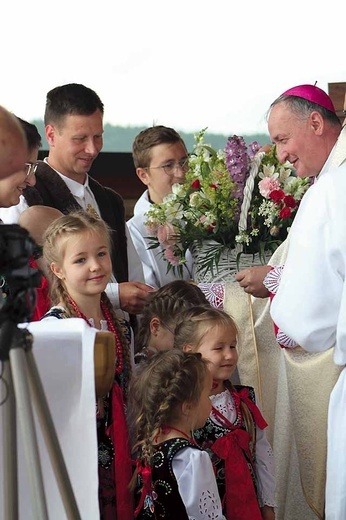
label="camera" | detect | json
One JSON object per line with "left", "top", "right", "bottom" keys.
{"left": 0, "top": 224, "right": 42, "bottom": 324}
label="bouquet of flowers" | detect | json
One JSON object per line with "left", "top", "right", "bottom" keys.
{"left": 144, "top": 128, "right": 310, "bottom": 276}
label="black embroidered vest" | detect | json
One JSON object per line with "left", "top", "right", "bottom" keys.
{"left": 136, "top": 438, "right": 201, "bottom": 519}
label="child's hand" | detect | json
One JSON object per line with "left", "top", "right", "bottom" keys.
{"left": 261, "top": 505, "right": 275, "bottom": 520}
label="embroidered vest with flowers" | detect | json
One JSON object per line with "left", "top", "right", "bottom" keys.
{"left": 136, "top": 438, "right": 200, "bottom": 519}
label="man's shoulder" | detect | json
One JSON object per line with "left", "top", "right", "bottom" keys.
{"left": 88, "top": 176, "right": 123, "bottom": 204}
{"left": 0, "top": 196, "right": 28, "bottom": 223}
{"left": 132, "top": 190, "right": 150, "bottom": 216}
{"left": 127, "top": 191, "right": 150, "bottom": 229}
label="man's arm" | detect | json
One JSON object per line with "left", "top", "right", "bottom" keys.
{"left": 271, "top": 172, "right": 346, "bottom": 355}
{"left": 126, "top": 225, "right": 145, "bottom": 283}
{"left": 106, "top": 281, "right": 155, "bottom": 314}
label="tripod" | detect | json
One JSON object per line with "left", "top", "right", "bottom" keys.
{"left": 0, "top": 320, "right": 81, "bottom": 519}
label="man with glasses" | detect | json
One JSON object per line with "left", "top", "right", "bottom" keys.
{"left": 0, "top": 107, "right": 28, "bottom": 183}
{"left": 0, "top": 117, "right": 41, "bottom": 208}
{"left": 128, "top": 125, "right": 193, "bottom": 288}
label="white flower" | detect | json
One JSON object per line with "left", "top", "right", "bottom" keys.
{"left": 171, "top": 183, "right": 186, "bottom": 196}
{"left": 190, "top": 191, "right": 208, "bottom": 207}
{"left": 278, "top": 165, "right": 293, "bottom": 182}
{"left": 165, "top": 202, "right": 184, "bottom": 221}
{"left": 258, "top": 164, "right": 279, "bottom": 180}
{"left": 282, "top": 160, "right": 294, "bottom": 169}
{"left": 284, "top": 177, "right": 308, "bottom": 200}
{"left": 217, "top": 149, "right": 226, "bottom": 160}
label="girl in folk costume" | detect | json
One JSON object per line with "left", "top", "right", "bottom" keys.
{"left": 174, "top": 306, "right": 276, "bottom": 520}
{"left": 41, "top": 211, "right": 133, "bottom": 520}
{"left": 129, "top": 349, "right": 225, "bottom": 520}
{"left": 134, "top": 279, "right": 210, "bottom": 365}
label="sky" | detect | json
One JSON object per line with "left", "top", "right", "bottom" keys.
{"left": 2, "top": 0, "right": 346, "bottom": 138}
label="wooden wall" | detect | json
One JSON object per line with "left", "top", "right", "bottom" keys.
{"left": 328, "top": 82, "right": 346, "bottom": 123}
{"left": 88, "top": 152, "right": 143, "bottom": 220}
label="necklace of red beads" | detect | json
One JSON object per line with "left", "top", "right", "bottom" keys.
{"left": 67, "top": 295, "right": 124, "bottom": 375}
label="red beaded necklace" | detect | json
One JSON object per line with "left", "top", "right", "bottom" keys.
{"left": 67, "top": 295, "right": 124, "bottom": 374}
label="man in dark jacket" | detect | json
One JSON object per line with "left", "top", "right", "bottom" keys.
{"left": 0, "top": 83, "right": 152, "bottom": 315}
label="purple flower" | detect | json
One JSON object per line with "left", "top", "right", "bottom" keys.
{"left": 225, "top": 136, "right": 250, "bottom": 199}
{"left": 248, "top": 141, "right": 261, "bottom": 158}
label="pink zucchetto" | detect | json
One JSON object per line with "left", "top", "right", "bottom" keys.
{"left": 281, "top": 84, "right": 336, "bottom": 114}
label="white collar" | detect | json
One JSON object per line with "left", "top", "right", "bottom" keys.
{"left": 43, "top": 157, "right": 90, "bottom": 199}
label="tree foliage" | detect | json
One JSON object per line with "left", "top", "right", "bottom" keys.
{"left": 32, "top": 119, "right": 270, "bottom": 153}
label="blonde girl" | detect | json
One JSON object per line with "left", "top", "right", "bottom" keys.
{"left": 129, "top": 349, "right": 225, "bottom": 520}
{"left": 174, "top": 306, "right": 276, "bottom": 520}
{"left": 42, "top": 210, "right": 133, "bottom": 520}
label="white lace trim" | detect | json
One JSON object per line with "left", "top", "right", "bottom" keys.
{"left": 87, "top": 317, "right": 108, "bottom": 331}
{"left": 263, "top": 264, "right": 284, "bottom": 295}
{"left": 210, "top": 389, "right": 236, "bottom": 424}
{"left": 198, "top": 283, "right": 225, "bottom": 309}
{"left": 263, "top": 266, "right": 298, "bottom": 349}
{"left": 276, "top": 329, "right": 298, "bottom": 348}
{"left": 198, "top": 490, "right": 225, "bottom": 519}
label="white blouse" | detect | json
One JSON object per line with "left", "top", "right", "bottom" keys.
{"left": 172, "top": 446, "right": 225, "bottom": 520}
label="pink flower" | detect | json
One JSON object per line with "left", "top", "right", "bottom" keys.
{"left": 157, "top": 223, "right": 178, "bottom": 246}
{"left": 258, "top": 177, "right": 280, "bottom": 198}
{"left": 164, "top": 246, "right": 180, "bottom": 266}
{"left": 145, "top": 222, "right": 159, "bottom": 235}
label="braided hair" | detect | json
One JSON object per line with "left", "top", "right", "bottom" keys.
{"left": 129, "top": 349, "right": 209, "bottom": 488}
{"left": 135, "top": 280, "right": 210, "bottom": 353}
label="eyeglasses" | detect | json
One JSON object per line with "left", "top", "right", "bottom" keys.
{"left": 146, "top": 157, "right": 189, "bottom": 176}
{"left": 24, "top": 162, "right": 39, "bottom": 178}
{"left": 161, "top": 320, "right": 175, "bottom": 335}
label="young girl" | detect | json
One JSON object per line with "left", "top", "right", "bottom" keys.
{"left": 174, "top": 306, "right": 276, "bottom": 520}
{"left": 129, "top": 349, "right": 225, "bottom": 519}
{"left": 41, "top": 210, "right": 133, "bottom": 520}
{"left": 134, "top": 280, "right": 210, "bottom": 364}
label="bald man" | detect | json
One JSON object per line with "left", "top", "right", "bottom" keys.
{"left": 0, "top": 105, "right": 27, "bottom": 180}
{"left": 18, "top": 205, "right": 63, "bottom": 278}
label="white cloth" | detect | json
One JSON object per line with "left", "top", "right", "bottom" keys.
{"left": 42, "top": 304, "right": 135, "bottom": 367}
{"left": 172, "top": 447, "right": 225, "bottom": 519}
{"left": 271, "top": 126, "right": 346, "bottom": 520}
{"left": 127, "top": 190, "right": 193, "bottom": 288}
{"left": 0, "top": 319, "right": 99, "bottom": 519}
{"left": 210, "top": 388, "right": 276, "bottom": 508}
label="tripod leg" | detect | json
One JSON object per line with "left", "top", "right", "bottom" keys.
{"left": 26, "top": 350, "right": 81, "bottom": 520}
{"left": 9, "top": 347, "right": 48, "bottom": 520}
{"left": 2, "top": 360, "right": 18, "bottom": 520}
